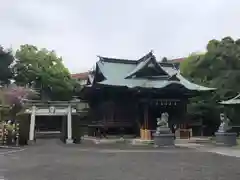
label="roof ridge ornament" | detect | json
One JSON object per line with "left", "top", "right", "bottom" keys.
{"left": 97, "top": 56, "right": 104, "bottom": 63}
{"left": 137, "top": 51, "right": 154, "bottom": 63}
{"left": 49, "top": 106, "right": 56, "bottom": 114}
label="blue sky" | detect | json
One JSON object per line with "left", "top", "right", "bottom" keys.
{"left": 1, "top": 0, "right": 240, "bottom": 73}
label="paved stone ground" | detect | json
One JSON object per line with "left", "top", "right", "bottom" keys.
{"left": 1, "top": 139, "right": 240, "bottom": 180}
{"left": 0, "top": 148, "right": 9, "bottom": 154}
{"left": 197, "top": 146, "right": 240, "bottom": 158}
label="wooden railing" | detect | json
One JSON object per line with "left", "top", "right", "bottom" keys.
{"left": 175, "top": 128, "right": 192, "bottom": 139}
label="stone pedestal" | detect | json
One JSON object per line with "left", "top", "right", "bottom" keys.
{"left": 215, "top": 132, "right": 237, "bottom": 146}
{"left": 66, "top": 139, "right": 73, "bottom": 144}
{"left": 153, "top": 134, "right": 175, "bottom": 147}
{"left": 27, "top": 140, "right": 36, "bottom": 145}
{"left": 153, "top": 127, "right": 175, "bottom": 147}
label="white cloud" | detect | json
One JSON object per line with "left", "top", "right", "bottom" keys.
{"left": 1, "top": 0, "right": 240, "bottom": 73}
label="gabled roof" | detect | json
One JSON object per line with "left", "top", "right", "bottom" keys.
{"left": 219, "top": 94, "right": 240, "bottom": 105}
{"left": 89, "top": 52, "right": 215, "bottom": 91}
{"left": 125, "top": 52, "right": 168, "bottom": 78}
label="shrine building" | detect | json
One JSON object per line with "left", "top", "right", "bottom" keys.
{"left": 80, "top": 52, "right": 215, "bottom": 140}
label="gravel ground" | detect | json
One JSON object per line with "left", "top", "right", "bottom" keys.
{"left": 1, "top": 139, "right": 240, "bottom": 180}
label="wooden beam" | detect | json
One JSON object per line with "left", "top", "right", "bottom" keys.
{"left": 140, "top": 98, "right": 180, "bottom": 103}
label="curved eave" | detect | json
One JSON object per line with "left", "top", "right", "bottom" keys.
{"left": 194, "top": 87, "right": 216, "bottom": 92}
{"left": 219, "top": 94, "right": 240, "bottom": 105}
{"left": 97, "top": 80, "right": 215, "bottom": 92}
{"left": 219, "top": 100, "right": 240, "bottom": 105}
{"left": 175, "top": 74, "right": 216, "bottom": 92}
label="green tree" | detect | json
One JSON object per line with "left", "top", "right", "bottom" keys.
{"left": 180, "top": 53, "right": 205, "bottom": 83}
{"left": 13, "top": 44, "right": 79, "bottom": 100}
{"left": 181, "top": 36, "right": 240, "bottom": 131}
{"left": 0, "top": 46, "right": 14, "bottom": 85}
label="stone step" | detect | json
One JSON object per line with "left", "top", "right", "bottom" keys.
{"left": 36, "top": 131, "right": 61, "bottom": 139}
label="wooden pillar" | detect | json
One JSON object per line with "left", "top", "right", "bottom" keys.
{"left": 135, "top": 103, "right": 141, "bottom": 138}
{"left": 144, "top": 104, "right": 148, "bottom": 129}
{"left": 182, "top": 99, "right": 187, "bottom": 124}
{"left": 142, "top": 103, "right": 151, "bottom": 140}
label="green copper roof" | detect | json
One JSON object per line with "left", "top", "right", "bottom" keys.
{"left": 92, "top": 53, "right": 215, "bottom": 91}
{"left": 219, "top": 94, "right": 240, "bottom": 105}
{"left": 125, "top": 52, "right": 168, "bottom": 78}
